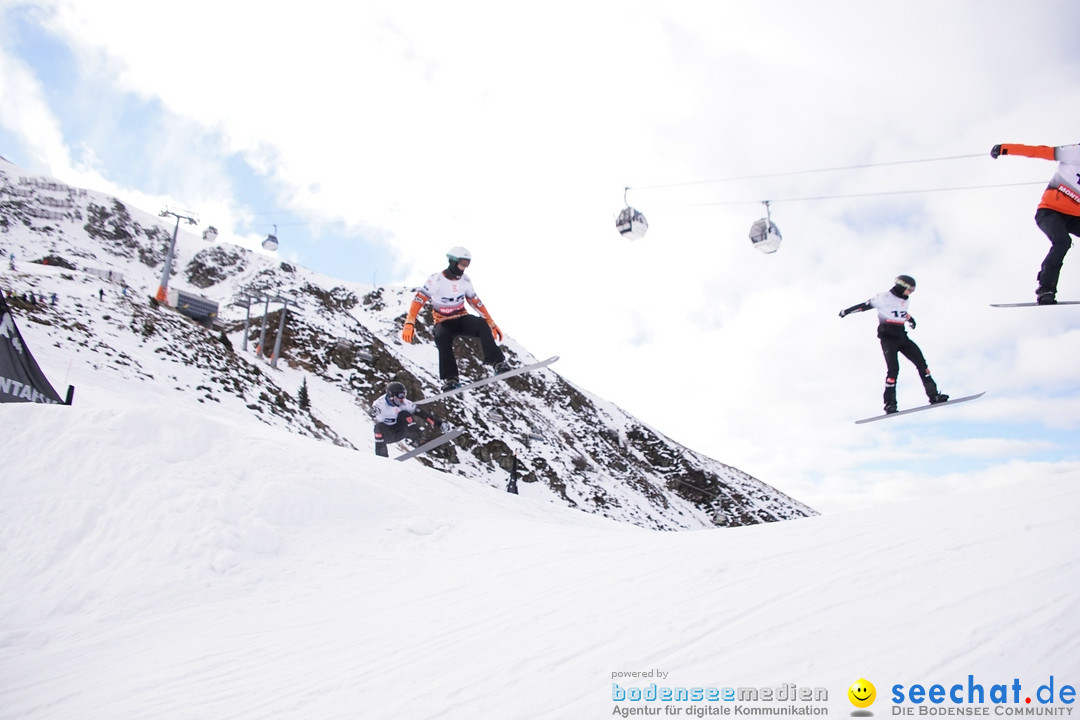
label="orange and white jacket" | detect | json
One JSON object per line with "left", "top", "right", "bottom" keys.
{"left": 406, "top": 271, "right": 496, "bottom": 325}
{"left": 998, "top": 143, "right": 1080, "bottom": 217}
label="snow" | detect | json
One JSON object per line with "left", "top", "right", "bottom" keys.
{"left": 2, "top": 396, "right": 1079, "bottom": 719}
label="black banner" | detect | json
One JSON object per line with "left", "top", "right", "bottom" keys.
{"left": 0, "top": 293, "right": 65, "bottom": 404}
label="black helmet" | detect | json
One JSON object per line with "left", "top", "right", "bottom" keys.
{"left": 893, "top": 274, "right": 916, "bottom": 293}
{"left": 386, "top": 381, "right": 406, "bottom": 399}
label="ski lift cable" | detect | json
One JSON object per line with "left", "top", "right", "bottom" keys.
{"left": 626, "top": 152, "right": 987, "bottom": 192}
{"left": 661, "top": 180, "right": 1047, "bottom": 207}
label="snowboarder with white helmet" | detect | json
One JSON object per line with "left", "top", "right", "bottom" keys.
{"left": 839, "top": 275, "right": 949, "bottom": 414}
{"left": 401, "top": 246, "right": 510, "bottom": 391}
{"left": 369, "top": 381, "right": 450, "bottom": 457}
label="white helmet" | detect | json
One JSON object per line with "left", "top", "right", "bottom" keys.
{"left": 447, "top": 246, "right": 472, "bottom": 262}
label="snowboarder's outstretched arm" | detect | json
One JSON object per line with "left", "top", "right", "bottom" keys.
{"left": 991, "top": 143, "right": 1056, "bottom": 160}
{"left": 839, "top": 301, "right": 872, "bottom": 318}
{"left": 991, "top": 142, "right": 1080, "bottom": 218}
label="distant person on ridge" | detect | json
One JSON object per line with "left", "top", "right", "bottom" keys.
{"left": 401, "top": 246, "right": 511, "bottom": 391}
{"left": 839, "top": 275, "right": 949, "bottom": 415}
{"left": 369, "top": 381, "right": 450, "bottom": 457}
{"left": 990, "top": 141, "right": 1080, "bottom": 304}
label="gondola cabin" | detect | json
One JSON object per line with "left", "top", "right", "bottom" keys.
{"left": 262, "top": 232, "right": 279, "bottom": 251}
{"left": 749, "top": 217, "right": 782, "bottom": 254}
{"left": 615, "top": 206, "right": 648, "bottom": 240}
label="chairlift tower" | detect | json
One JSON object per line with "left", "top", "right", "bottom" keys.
{"left": 156, "top": 208, "right": 198, "bottom": 302}
{"left": 269, "top": 298, "right": 290, "bottom": 368}
{"left": 235, "top": 292, "right": 291, "bottom": 368}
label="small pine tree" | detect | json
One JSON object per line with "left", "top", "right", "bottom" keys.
{"left": 298, "top": 377, "right": 310, "bottom": 411}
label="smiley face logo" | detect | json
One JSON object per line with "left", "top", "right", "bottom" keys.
{"left": 848, "top": 679, "right": 876, "bottom": 708}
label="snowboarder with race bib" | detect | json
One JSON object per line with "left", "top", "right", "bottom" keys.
{"left": 369, "top": 381, "right": 450, "bottom": 457}
{"left": 839, "top": 275, "right": 949, "bottom": 415}
{"left": 990, "top": 141, "right": 1080, "bottom": 305}
{"left": 401, "top": 246, "right": 511, "bottom": 391}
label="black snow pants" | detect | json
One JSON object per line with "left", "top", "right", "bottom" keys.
{"left": 374, "top": 416, "right": 423, "bottom": 457}
{"left": 879, "top": 331, "right": 940, "bottom": 410}
{"left": 1035, "top": 207, "right": 1080, "bottom": 296}
{"left": 433, "top": 315, "right": 505, "bottom": 381}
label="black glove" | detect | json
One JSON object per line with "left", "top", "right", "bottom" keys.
{"left": 907, "top": 315, "right": 917, "bottom": 329}
{"left": 839, "top": 308, "right": 849, "bottom": 318}
{"left": 991, "top": 144, "right": 1004, "bottom": 159}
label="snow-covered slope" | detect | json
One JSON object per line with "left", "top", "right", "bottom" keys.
{"left": 1, "top": 400, "right": 1077, "bottom": 719}
{"left": 0, "top": 155, "right": 814, "bottom": 529}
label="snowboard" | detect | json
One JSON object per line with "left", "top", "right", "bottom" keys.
{"left": 855, "top": 392, "right": 986, "bottom": 424}
{"left": 990, "top": 301, "right": 1080, "bottom": 308}
{"left": 415, "top": 356, "right": 559, "bottom": 405}
{"left": 394, "top": 427, "right": 466, "bottom": 461}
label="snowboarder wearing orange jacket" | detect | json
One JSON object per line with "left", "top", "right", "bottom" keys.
{"left": 991, "top": 142, "right": 1080, "bottom": 304}
{"left": 401, "top": 246, "right": 510, "bottom": 391}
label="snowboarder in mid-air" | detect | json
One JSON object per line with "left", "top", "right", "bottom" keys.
{"left": 990, "top": 141, "right": 1080, "bottom": 305}
{"left": 370, "top": 381, "right": 450, "bottom": 457}
{"left": 401, "top": 246, "right": 511, "bottom": 391}
{"left": 839, "top": 275, "right": 949, "bottom": 414}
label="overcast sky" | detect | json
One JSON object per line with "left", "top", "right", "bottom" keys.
{"left": 2, "top": 0, "right": 1079, "bottom": 512}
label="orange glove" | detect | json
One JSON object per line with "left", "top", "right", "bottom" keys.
{"left": 402, "top": 294, "right": 426, "bottom": 343}
{"left": 488, "top": 321, "right": 503, "bottom": 342}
